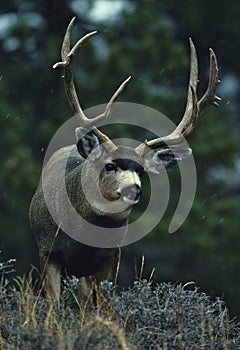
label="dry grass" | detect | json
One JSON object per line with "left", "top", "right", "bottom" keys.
{"left": 0, "top": 258, "right": 240, "bottom": 349}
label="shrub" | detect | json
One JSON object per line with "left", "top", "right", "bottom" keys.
{"left": 0, "top": 257, "right": 239, "bottom": 349}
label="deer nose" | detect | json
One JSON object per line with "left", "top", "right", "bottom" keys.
{"left": 121, "top": 184, "right": 142, "bottom": 203}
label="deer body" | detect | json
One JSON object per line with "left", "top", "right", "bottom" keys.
{"left": 30, "top": 142, "right": 144, "bottom": 300}
{"left": 29, "top": 18, "right": 220, "bottom": 303}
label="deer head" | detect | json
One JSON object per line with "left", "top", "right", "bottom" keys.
{"left": 53, "top": 17, "right": 220, "bottom": 210}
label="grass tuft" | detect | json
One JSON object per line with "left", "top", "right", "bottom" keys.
{"left": 0, "top": 257, "right": 239, "bottom": 349}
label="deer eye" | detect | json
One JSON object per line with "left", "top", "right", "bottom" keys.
{"left": 105, "top": 163, "right": 117, "bottom": 172}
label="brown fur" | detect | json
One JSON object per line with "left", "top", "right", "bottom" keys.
{"left": 29, "top": 143, "right": 141, "bottom": 304}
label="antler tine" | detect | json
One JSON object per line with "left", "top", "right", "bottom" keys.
{"left": 93, "top": 76, "right": 132, "bottom": 123}
{"left": 136, "top": 38, "right": 199, "bottom": 152}
{"left": 198, "top": 48, "right": 221, "bottom": 112}
{"left": 84, "top": 76, "right": 131, "bottom": 144}
{"left": 61, "top": 17, "right": 75, "bottom": 62}
{"left": 53, "top": 18, "right": 131, "bottom": 145}
{"left": 162, "top": 38, "right": 199, "bottom": 140}
{"left": 136, "top": 38, "right": 220, "bottom": 154}
{"left": 53, "top": 18, "right": 97, "bottom": 119}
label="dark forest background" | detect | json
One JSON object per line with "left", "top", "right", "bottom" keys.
{"left": 0, "top": 0, "right": 239, "bottom": 316}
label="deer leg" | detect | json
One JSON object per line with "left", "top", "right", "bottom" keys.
{"left": 40, "top": 257, "right": 61, "bottom": 302}
{"left": 78, "top": 275, "right": 96, "bottom": 310}
{"left": 78, "top": 249, "right": 120, "bottom": 310}
{"left": 96, "top": 249, "right": 120, "bottom": 284}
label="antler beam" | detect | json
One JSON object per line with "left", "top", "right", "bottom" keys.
{"left": 53, "top": 17, "right": 131, "bottom": 143}
{"left": 136, "top": 39, "right": 221, "bottom": 153}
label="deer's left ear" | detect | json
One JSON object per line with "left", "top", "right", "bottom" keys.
{"left": 143, "top": 147, "right": 192, "bottom": 174}
{"left": 75, "top": 127, "right": 103, "bottom": 160}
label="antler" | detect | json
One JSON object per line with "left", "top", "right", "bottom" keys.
{"left": 135, "top": 39, "right": 221, "bottom": 153}
{"left": 53, "top": 17, "right": 131, "bottom": 143}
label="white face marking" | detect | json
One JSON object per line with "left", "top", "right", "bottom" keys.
{"left": 122, "top": 196, "right": 139, "bottom": 205}
{"left": 91, "top": 167, "right": 142, "bottom": 214}
{"left": 116, "top": 171, "right": 141, "bottom": 193}
{"left": 116, "top": 171, "right": 142, "bottom": 205}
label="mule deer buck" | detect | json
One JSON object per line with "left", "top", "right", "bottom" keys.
{"left": 29, "top": 18, "right": 220, "bottom": 304}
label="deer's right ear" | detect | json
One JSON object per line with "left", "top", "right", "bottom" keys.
{"left": 76, "top": 127, "right": 103, "bottom": 160}
{"left": 143, "top": 146, "right": 192, "bottom": 174}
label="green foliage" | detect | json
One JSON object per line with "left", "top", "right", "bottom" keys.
{"left": 0, "top": 0, "right": 239, "bottom": 316}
